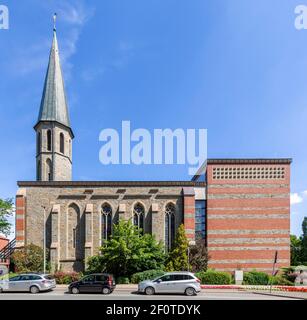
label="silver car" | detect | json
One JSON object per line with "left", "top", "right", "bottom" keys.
{"left": 0, "top": 273, "right": 56, "bottom": 293}
{"left": 138, "top": 272, "right": 201, "bottom": 296}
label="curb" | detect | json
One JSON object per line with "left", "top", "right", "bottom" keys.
{"left": 200, "top": 285, "right": 307, "bottom": 292}
{"left": 252, "top": 292, "right": 306, "bottom": 300}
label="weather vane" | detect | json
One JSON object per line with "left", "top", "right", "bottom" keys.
{"left": 53, "top": 13, "right": 57, "bottom": 32}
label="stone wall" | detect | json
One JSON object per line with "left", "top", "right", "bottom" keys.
{"left": 19, "top": 184, "right": 187, "bottom": 272}
{"left": 35, "top": 122, "right": 73, "bottom": 181}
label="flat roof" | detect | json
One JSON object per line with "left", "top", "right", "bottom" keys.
{"left": 17, "top": 181, "right": 207, "bottom": 188}
{"left": 17, "top": 159, "right": 292, "bottom": 187}
{"left": 207, "top": 158, "right": 292, "bottom": 164}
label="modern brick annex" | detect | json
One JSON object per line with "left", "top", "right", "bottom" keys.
{"left": 15, "top": 27, "right": 292, "bottom": 272}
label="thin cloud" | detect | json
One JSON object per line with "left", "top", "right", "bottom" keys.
{"left": 10, "top": 1, "right": 94, "bottom": 77}
{"left": 81, "top": 40, "right": 135, "bottom": 82}
{"left": 81, "top": 66, "right": 105, "bottom": 82}
{"left": 57, "top": 1, "right": 94, "bottom": 26}
{"left": 110, "top": 40, "right": 135, "bottom": 69}
{"left": 291, "top": 193, "right": 303, "bottom": 205}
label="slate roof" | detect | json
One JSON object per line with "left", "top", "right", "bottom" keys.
{"left": 36, "top": 30, "right": 71, "bottom": 129}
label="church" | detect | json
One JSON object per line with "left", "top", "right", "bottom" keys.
{"left": 15, "top": 26, "right": 292, "bottom": 273}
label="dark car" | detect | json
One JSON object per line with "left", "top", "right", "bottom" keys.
{"left": 68, "top": 273, "right": 115, "bottom": 294}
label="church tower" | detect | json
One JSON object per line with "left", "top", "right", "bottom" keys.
{"left": 34, "top": 16, "right": 74, "bottom": 181}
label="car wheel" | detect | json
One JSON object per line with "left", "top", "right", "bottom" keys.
{"left": 71, "top": 287, "right": 80, "bottom": 294}
{"left": 30, "top": 286, "right": 40, "bottom": 294}
{"left": 102, "top": 287, "right": 111, "bottom": 295}
{"left": 145, "top": 286, "right": 155, "bottom": 295}
{"left": 185, "top": 287, "right": 196, "bottom": 296}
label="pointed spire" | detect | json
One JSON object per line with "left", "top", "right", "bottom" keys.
{"left": 36, "top": 14, "right": 72, "bottom": 132}
{"left": 53, "top": 13, "right": 57, "bottom": 32}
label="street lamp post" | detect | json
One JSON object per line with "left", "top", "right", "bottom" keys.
{"left": 42, "top": 205, "right": 46, "bottom": 274}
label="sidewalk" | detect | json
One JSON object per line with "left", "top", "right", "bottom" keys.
{"left": 54, "top": 284, "right": 306, "bottom": 299}
{"left": 56, "top": 284, "right": 307, "bottom": 292}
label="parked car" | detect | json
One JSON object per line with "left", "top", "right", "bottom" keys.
{"left": 0, "top": 273, "right": 56, "bottom": 293}
{"left": 68, "top": 273, "right": 116, "bottom": 294}
{"left": 138, "top": 272, "right": 201, "bottom": 296}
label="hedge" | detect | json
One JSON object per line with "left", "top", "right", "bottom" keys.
{"left": 243, "top": 271, "right": 269, "bottom": 285}
{"left": 268, "top": 275, "right": 293, "bottom": 286}
{"left": 280, "top": 267, "right": 296, "bottom": 283}
{"left": 116, "top": 276, "right": 130, "bottom": 284}
{"left": 53, "top": 272, "right": 82, "bottom": 284}
{"left": 195, "top": 271, "right": 232, "bottom": 285}
{"left": 0, "top": 273, "right": 17, "bottom": 280}
{"left": 131, "top": 270, "right": 165, "bottom": 284}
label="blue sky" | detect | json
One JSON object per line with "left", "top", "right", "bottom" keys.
{"left": 0, "top": 0, "right": 306, "bottom": 236}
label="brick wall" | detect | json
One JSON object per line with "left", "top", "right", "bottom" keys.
{"left": 15, "top": 190, "right": 26, "bottom": 247}
{"left": 0, "top": 236, "right": 9, "bottom": 267}
{"left": 206, "top": 161, "right": 291, "bottom": 272}
{"left": 183, "top": 187, "right": 195, "bottom": 242}
{"left": 0, "top": 236, "right": 9, "bottom": 251}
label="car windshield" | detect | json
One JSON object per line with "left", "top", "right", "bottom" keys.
{"left": 43, "top": 275, "right": 54, "bottom": 280}
{"left": 153, "top": 275, "right": 165, "bottom": 282}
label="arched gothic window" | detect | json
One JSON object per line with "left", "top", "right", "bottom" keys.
{"left": 165, "top": 203, "right": 175, "bottom": 251}
{"left": 101, "top": 203, "right": 112, "bottom": 242}
{"left": 37, "top": 160, "right": 41, "bottom": 181}
{"left": 60, "top": 133, "right": 64, "bottom": 154}
{"left": 37, "top": 132, "right": 41, "bottom": 154}
{"left": 46, "top": 159, "right": 52, "bottom": 181}
{"left": 67, "top": 203, "right": 82, "bottom": 259}
{"left": 133, "top": 203, "right": 145, "bottom": 234}
{"left": 47, "top": 130, "right": 52, "bottom": 151}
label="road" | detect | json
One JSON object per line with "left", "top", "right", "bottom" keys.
{"left": 0, "top": 286, "right": 303, "bottom": 300}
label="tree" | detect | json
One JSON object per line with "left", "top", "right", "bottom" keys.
{"left": 0, "top": 198, "right": 13, "bottom": 236}
{"left": 11, "top": 244, "right": 47, "bottom": 273}
{"left": 301, "top": 217, "right": 307, "bottom": 264}
{"left": 87, "top": 220, "right": 165, "bottom": 277}
{"left": 290, "top": 235, "right": 302, "bottom": 266}
{"left": 189, "top": 239, "right": 210, "bottom": 272}
{"left": 166, "top": 224, "right": 189, "bottom": 271}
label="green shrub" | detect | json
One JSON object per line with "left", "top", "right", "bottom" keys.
{"left": 86, "top": 221, "right": 165, "bottom": 277}
{"left": 280, "top": 267, "right": 296, "bottom": 283}
{"left": 11, "top": 244, "right": 49, "bottom": 273}
{"left": 53, "top": 272, "right": 82, "bottom": 284}
{"left": 0, "top": 272, "right": 17, "bottom": 280}
{"left": 131, "top": 270, "right": 165, "bottom": 284}
{"left": 195, "top": 270, "right": 232, "bottom": 285}
{"left": 243, "top": 271, "right": 269, "bottom": 285}
{"left": 268, "top": 275, "right": 294, "bottom": 286}
{"left": 86, "top": 255, "right": 105, "bottom": 274}
{"left": 116, "top": 276, "right": 130, "bottom": 284}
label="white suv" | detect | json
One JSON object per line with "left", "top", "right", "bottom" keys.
{"left": 138, "top": 272, "right": 201, "bottom": 296}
